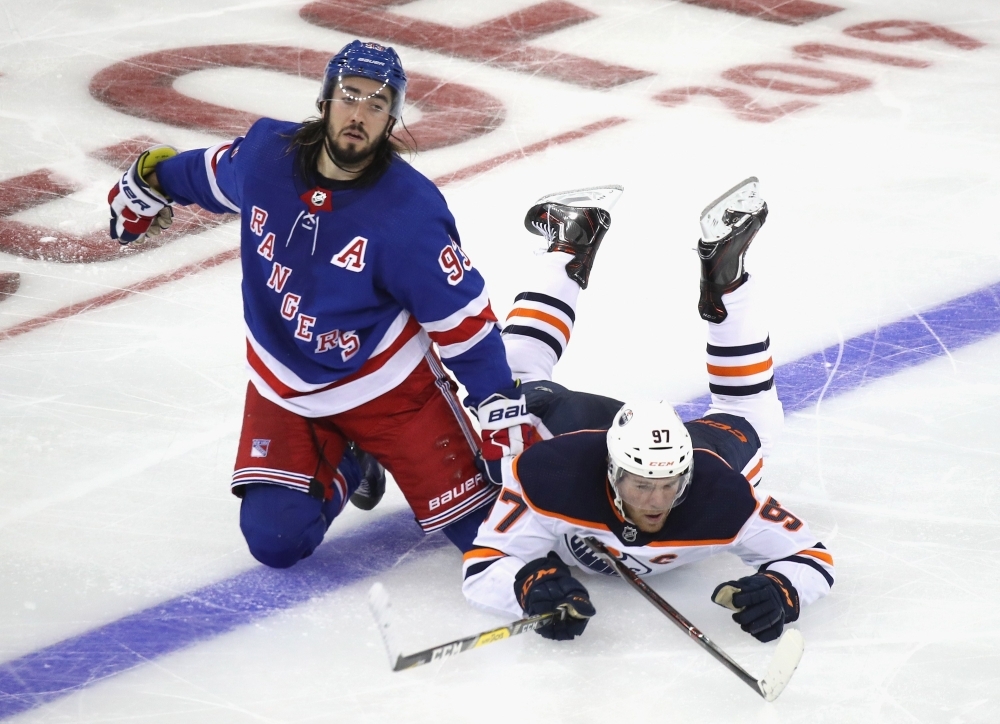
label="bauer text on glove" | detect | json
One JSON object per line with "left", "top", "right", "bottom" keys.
{"left": 476, "top": 383, "right": 536, "bottom": 485}
{"left": 108, "top": 145, "right": 177, "bottom": 244}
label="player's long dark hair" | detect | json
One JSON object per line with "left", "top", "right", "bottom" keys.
{"left": 287, "top": 104, "right": 416, "bottom": 188}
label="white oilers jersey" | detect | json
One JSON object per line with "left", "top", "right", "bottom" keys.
{"left": 462, "top": 426, "right": 834, "bottom": 619}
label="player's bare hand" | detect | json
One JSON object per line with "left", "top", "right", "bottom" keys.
{"left": 144, "top": 206, "right": 174, "bottom": 238}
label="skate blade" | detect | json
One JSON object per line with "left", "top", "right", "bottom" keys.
{"left": 534, "top": 185, "right": 624, "bottom": 212}
{"left": 699, "top": 176, "right": 762, "bottom": 242}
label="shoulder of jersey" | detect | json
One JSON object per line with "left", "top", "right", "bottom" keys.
{"left": 515, "top": 431, "right": 612, "bottom": 526}
{"left": 234, "top": 118, "right": 301, "bottom": 165}
{"left": 379, "top": 157, "right": 448, "bottom": 208}
{"left": 657, "top": 450, "right": 758, "bottom": 542}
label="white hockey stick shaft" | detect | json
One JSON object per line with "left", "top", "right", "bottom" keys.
{"left": 367, "top": 583, "right": 557, "bottom": 671}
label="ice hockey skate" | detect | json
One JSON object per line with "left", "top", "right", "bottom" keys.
{"left": 348, "top": 443, "right": 387, "bottom": 511}
{"left": 697, "top": 177, "right": 768, "bottom": 323}
{"left": 523, "top": 185, "right": 623, "bottom": 289}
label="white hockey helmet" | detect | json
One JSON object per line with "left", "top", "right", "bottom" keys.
{"left": 606, "top": 401, "right": 694, "bottom": 515}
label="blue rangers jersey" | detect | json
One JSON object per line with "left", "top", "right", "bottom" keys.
{"left": 155, "top": 118, "right": 512, "bottom": 415}
{"left": 462, "top": 415, "right": 834, "bottom": 619}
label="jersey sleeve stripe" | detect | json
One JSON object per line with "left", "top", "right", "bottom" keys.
{"left": 708, "top": 379, "right": 775, "bottom": 396}
{"left": 421, "top": 286, "right": 494, "bottom": 333}
{"left": 463, "top": 547, "right": 507, "bottom": 561}
{"left": 513, "top": 291, "right": 576, "bottom": 322}
{"left": 705, "top": 331, "right": 774, "bottom": 395}
{"left": 502, "top": 324, "right": 562, "bottom": 359}
{"left": 764, "top": 554, "right": 834, "bottom": 587}
{"left": 426, "top": 308, "right": 495, "bottom": 346}
{"left": 464, "top": 558, "right": 505, "bottom": 579}
{"left": 706, "top": 336, "right": 770, "bottom": 357}
{"left": 431, "top": 319, "right": 496, "bottom": 358}
{"left": 742, "top": 455, "right": 764, "bottom": 486}
{"left": 202, "top": 143, "right": 240, "bottom": 212}
{"left": 799, "top": 548, "right": 834, "bottom": 565}
{"left": 706, "top": 359, "right": 773, "bottom": 377}
{"left": 506, "top": 308, "right": 572, "bottom": 341}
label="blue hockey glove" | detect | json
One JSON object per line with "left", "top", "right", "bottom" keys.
{"left": 712, "top": 571, "right": 800, "bottom": 643}
{"left": 108, "top": 145, "right": 176, "bottom": 244}
{"left": 514, "top": 552, "right": 595, "bottom": 641}
{"left": 476, "top": 382, "right": 537, "bottom": 485}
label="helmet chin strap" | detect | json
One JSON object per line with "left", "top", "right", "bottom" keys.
{"left": 607, "top": 467, "right": 636, "bottom": 524}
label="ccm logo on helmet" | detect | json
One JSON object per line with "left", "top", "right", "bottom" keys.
{"left": 649, "top": 460, "right": 676, "bottom": 467}
{"left": 487, "top": 404, "right": 527, "bottom": 423}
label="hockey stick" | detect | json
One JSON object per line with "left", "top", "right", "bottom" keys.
{"left": 583, "top": 537, "right": 804, "bottom": 702}
{"left": 367, "top": 582, "right": 557, "bottom": 671}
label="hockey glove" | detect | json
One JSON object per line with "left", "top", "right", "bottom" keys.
{"left": 712, "top": 571, "right": 800, "bottom": 643}
{"left": 108, "top": 145, "right": 177, "bottom": 244}
{"left": 476, "top": 382, "right": 537, "bottom": 485}
{"left": 514, "top": 552, "right": 595, "bottom": 641}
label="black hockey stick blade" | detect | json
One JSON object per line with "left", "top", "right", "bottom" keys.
{"left": 583, "top": 537, "right": 803, "bottom": 702}
{"left": 367, "top": 582, "right": 557, "bottom": 672}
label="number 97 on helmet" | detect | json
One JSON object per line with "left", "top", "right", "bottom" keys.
{"left": 606, "top": 401, "right": 694, "bottom": 520}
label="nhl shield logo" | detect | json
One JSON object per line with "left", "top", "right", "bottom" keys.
{"left": 622, "top": 525, "right": 638, "bottom": 542}
{"left": 251, "top": 439, "right": 270, "bottom": 458}
{"left": 301, "top": 187, "right": 333, "bottom": 214}
{"left": 618, "top": 409, "right": 633, "bottom": 426}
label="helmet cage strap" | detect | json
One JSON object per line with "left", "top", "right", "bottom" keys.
{"left": 337, "top": 74, "right": 391, "bottom": 104}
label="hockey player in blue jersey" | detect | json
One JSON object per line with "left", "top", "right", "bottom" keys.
{"left": 465, "top": 179, "right": 834, "bottom": 644}
{"left": 106, "top": 40, "right": 538, "bottom": 565}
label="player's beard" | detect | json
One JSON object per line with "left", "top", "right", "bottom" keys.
{"left": 326, "top": 122, "right": 386, "bottom": 170}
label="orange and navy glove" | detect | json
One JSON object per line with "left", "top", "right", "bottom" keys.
{"left": 514, "top": 552, "right": 595, "bottom": 641}
{"left": 475, "top": 383, "right": 537, "bottom": 485}
{"left": 108, "top": 145, "right": 176, "bottom": 244}
{"left": 712, "top": 571, "right": 800, "bottom": 642}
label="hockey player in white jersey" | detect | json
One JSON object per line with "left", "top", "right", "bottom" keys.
{"left": 463, "top": 179, "right": 834, "bottom": 643}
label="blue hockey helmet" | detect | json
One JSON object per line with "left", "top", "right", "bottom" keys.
{"left": 318, "top": 40, "right": 407, "bottom": 118}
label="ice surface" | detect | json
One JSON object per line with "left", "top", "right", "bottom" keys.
{"left": 2, "top": 0, "right": 1000, "bottom": 721}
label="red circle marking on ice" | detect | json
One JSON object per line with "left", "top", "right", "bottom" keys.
{"left": 89, "top": 44, "right": 505, "bottom": 150}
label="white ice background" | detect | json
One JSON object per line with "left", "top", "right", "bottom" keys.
{"left": 1, "top": 0, "right": 999, "bottom": 721}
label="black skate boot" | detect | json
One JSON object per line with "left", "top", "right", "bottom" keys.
{"left": 347, "top": 443, "right": 387, "bottom": 511}
{"left": 697, "top": 177, "right": 768, "bottom": 323}
{"left": 523, "top": 185, "right": 622, "bottom": 289}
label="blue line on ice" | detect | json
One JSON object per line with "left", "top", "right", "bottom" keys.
{"left": 3, "top": 279, "right": 1000, "bottom": 719}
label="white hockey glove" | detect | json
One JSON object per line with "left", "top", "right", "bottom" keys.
{"left": 108, "top": 145, "right": 177, "bottom": 244}
{"left": 476, "top": 383, "right": 537, "bottom": 485}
